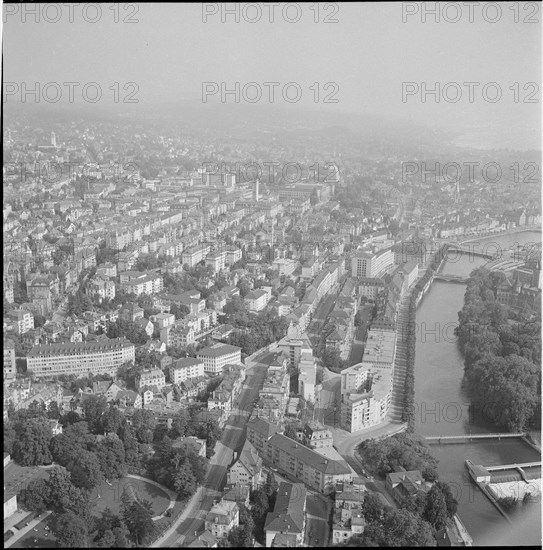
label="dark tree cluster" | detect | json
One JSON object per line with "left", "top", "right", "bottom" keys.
{"left": 456, "top": 267, "right": 541, "bottom": 432}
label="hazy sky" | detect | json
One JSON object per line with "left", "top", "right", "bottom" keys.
{"left": 3, "top": 2, "right": 541, "bottom": 149}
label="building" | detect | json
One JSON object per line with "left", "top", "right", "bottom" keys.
{"left": 244, "top": 289, "right": 270, "bottom": 312}
{"left": 150, "top": 312, "right": 175, "bottom": 330}
{"left": 86, "top": 277, "right": 116, "bottom": 302}
{"left": 227, "top": 439, "right": 263, "bottom": 489}
{"left": 119, "top": 271, "right": 163, "bottom": 296}
{"left": 359, "top": 328, "right": 396, "bottom": 371}
{"left": 332, "top": 478, "right": 367, "bottom": 544}
{"left": 357, "top": 277, "right": 385, "bottom": 300}
{"left": 385, "top": 470, "right": 432, "bottom": 505}
{"left": 204, "top": 500, "right": 239, "bottom": 539}
{"left": 264, "top": 482, "right": 307, "bottom": 547}
{"left": 246, "top": 417, "right": 280, "bottom": 456}
{"left": 197, "top": 343, "right": 242, "bottom": 375}
{"left": 246, "top": 419, "right": 353, "bottom": 494}
{"left": 298, "top": 351, "right": 317, "bottom": 403}
{"left": 4, "top": 486, "right": 17, "bottom": 520}
{"left": 6, "top": 309, "right": 34, "bottom": 334}
{"left": 136, "top": 368, "right": 166, "bottom": 392}
{"left": 3, "top": 338, "right": 16, "bottom": 380}
{"left": 340, "top": 363, "right": 392, "bottom": 432}
{"left": 351, "top": 248, "right": 394, "bottom": 279}
{"left": 302, "top": 423, "right": 333, "bottom": 449}
{"left": 26, "top": 338, "right": 135, "bottom": 377}
{"left": 169, "top": 357, "right": 205, "bottom": 384}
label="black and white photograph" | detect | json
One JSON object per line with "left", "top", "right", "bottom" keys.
{"left": 2, "top": 2, "right": 541, "bottom": 547}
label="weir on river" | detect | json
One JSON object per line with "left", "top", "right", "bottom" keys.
{"left": 413, "top": 230, "right": 541, "bottom": 546}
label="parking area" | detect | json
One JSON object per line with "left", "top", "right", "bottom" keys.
{"left": 10, "top": 514, "right": 57, "bottom": 549}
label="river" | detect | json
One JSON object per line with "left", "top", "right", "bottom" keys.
{"left": 413, "top": 230, "right": 542, "bottom": 546}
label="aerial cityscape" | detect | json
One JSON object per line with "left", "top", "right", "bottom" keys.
{"left": 3, "top": 2, "right": 541, "bottom": 548}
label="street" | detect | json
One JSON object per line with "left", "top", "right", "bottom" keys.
{"left": 155, "top": 358, "right": 269, "bottom": 547}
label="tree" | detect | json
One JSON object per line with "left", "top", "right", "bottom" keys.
{"left": 95, "top": 435, "right": 126, "bottom": 480}
{"left": 102, "top": 406, "right": 125, "bottom": 436}
{"left": 433, "top": 481, "right": 458, "bottom": 517}
{"left": 131, "top": 408, "right": 158, "bottom": 443}
{"left": 264, "top": 471, "right": 279, "bottom": 508}
{"left": 47, "top": 401, "right": 61, "bottom": 419}
{"left": 82, "top": 394, "right": 108, "bottom": 433}
{"left": 423, "top": 485, "right": 449, "bottom": 531}
{"left": 68, "top": 450, "right": 104, "bottom": 490}
{"left": 227, "top": 525, "right": 253, "bottom": 547}
{"left": 47, "top": 467, "right": 92, "bottom": 521}
{"left": 54, "top": 511, "right": 89, "bottom": 548}
{"left": 19, "top": 479, "right": 51, "bottom": 513}
{"left": 172, "top": 459, "right": 197, "bottom": 499}
{"left": 12, "top": 417, "right": 53, "bottom": 465}
{"left": 120, "top": 490, "right": 157, "bottom": 547}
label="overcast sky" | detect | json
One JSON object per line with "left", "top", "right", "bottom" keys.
{"left": 3, "top": 2, "right": 541, "bottom": 149}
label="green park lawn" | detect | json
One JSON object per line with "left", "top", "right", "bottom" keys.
{"left": 89, "top": 476, "right": 171, "bottom": 517}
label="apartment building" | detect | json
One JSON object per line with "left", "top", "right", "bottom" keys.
{"left": 272, "top": 258, "right": 298, "bottom": 277}
{"left": 332, "top": 479, "right": 367, "bottom": 545}
{"left": 6, "top": 309, "right": 34, "bottom": 335}
{"left": 86, "top": 277, "right": 116, "bottom": 302}
{"left": 169, "top": 357, "right": 205, "bottom": 384}
{"left": 351, "top": 248, "right": 394, "bottom": 279}
{"left": 360, "top": 328, "right": 396, "bottom": 371}
{"left": 264, "top": 482, "right": 307, "bottom": 547}
{"left": 298, "top": 351, "right": 317, "bottom": 403}
{"left": 246, "top": 417, "right": 280, "bottom": 456}
{"left": 358, "top": 277, "right": 385, "bottom": 300}
{"left": 264, "top": 432, "right": 353, "bottom": 494}
{"left": 302, "top": 423, "right": 333, "bottom": 449}
{"left": 3, "top": 338, "right": 16, "bottom": 380}
{"left": 204, "top": 500, "right": 239, "bottom": 539}
{"left": 244, "top": 289, "right": 269, "bottom": 312}
{"left": 26, "top": 338, "right": 135, "bottom": 377}
{"left": 197, "top": 343, "right": 242, "bottom": 374}
{"left": 119, "top": 271, "right": 163, "bottom": 296}
{"left": 340, "top": 363, "right": 392, "bottom": 432}
{"left": 161, "top": 323, "right": 196, "bottom": 348}
{"left": 182, "top": 244, "right": 211, "bottom": 268}
{"left": 227, "top": 439, "right": 262, "bottom": 490}
{"left": 136, "top": 368, "right": 166, "bottom": 392}
{"left": 205, "top": 250, "right": 226, "bottom": 272}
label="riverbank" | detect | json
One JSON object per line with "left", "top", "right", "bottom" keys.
{"left": 411, "top": 229, "right": 541, "bottom": 545}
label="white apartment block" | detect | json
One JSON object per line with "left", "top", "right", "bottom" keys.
{"left": 86, "top": 277, "right": 116, "bottom": 302}
{"left": 169, "top": 357, "right": 205, "bottom": 384}
{"left": 6, "top": 309, "right": 34, "bottom": 335}
{"left": 3, "top": 338, "right": 16, "bottom": 380}
{"left": 244, "top": 289, "right": 269, "bottom": 312}
{"left": 351, "top": 248, "right": 394, "bottom": 279}
{"left": 182, "top": 244, "right": 211, "bottom": 268}
{"left": 360, "top": 328, "right": 396, "bottom": 371}
{"left": 197, "top": 343, "right": 242, "bottom": 374}
{"left": 119, "top": 271, "right": 163, "bottom": 296}
{"left": 26, "top": 338, "right": 135, "bottom": 377}
{"left": 136, "top": 368, "right": 166, "bottom": 391}
{"left": 205, "top": 250, "right": 226, "bottom": 272}
{"left": 340, "top": 363, "right": 392, "bottom": 432}
{"left": 272, "top": 258, "right": 298, "bottom": 277}
{"left": 150, "top": 312, "right": 175, "bottom": 330}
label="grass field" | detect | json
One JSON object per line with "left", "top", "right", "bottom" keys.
{"left": 89, "top": 477, "right": 171, "bottom": 517}
{"left": 10, "top": 514, "right": 57, "bottom": 549}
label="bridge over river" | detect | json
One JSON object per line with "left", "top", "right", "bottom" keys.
{"left": 426, "top": 433, "right": 526, "bottom": 444}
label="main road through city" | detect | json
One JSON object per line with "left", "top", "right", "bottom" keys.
{"left": 156, "top": 354, "right": 273, "bottom": 547}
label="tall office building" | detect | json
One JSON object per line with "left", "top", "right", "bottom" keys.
{"left": 351, "top": 248, "right": 394, "bottom": 278}
{"left": 51, "top": 131, "right": 57, "bottom": 147}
